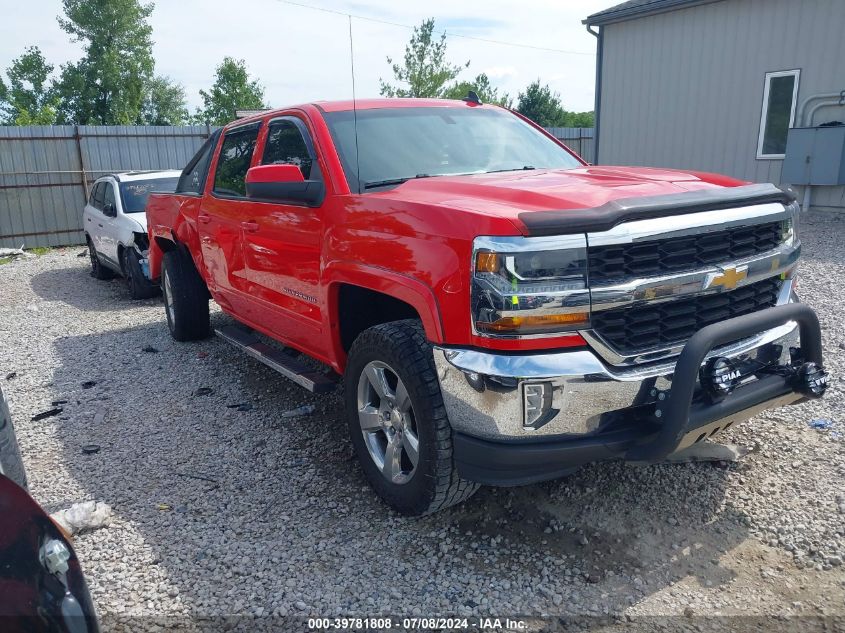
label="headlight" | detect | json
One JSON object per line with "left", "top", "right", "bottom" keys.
{"left": 472, "top": 235, "right": 590, "bottom": 337}
{"left": 781, "top": 201, "right": 799, "bottom": 246}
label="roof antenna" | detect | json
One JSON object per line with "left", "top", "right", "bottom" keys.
{"left": 463, "top": 90, "right": 482, "bottom": 106}
{"left": 348, "top": 15, "right": 361, "bottom": 193}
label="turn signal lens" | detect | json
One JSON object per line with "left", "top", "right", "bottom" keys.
{"left": 475, "top": 251, "right": 499, "bottom": 273}
{"left": 476, "top": 312, "right": 589, "bottom": 335}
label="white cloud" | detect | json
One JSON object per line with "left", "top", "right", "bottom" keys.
{"left": 1, "top": 0, "right": 611, "bottom": 113}
{"left": 481, "top": 65, "right": 517, "bottom": 80}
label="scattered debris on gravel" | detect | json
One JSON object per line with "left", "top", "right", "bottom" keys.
{"left": 0, "top": 246, "right": 33, "bottom": 261}
{"left": 52, "top": 500, "right": 113, "bottom": 536}
{"left": 0, "top": 212, "right": 843, "bottom": 622}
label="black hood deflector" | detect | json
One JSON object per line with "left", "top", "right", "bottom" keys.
{"left": 518, "top": 183, "right": 796, "bottom": 236}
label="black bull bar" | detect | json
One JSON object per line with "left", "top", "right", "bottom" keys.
{"left": 625, "top": 303, "right": 825, "bottom": 462}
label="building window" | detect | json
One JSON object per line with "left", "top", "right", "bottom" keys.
{"left": 757, "top": 69, "right": 800, "bottom": 159}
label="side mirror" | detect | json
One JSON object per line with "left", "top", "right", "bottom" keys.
{"left": 245, "top": 164, "right": 325, "bottom": 207}
{"left": 102, "top": 203, "right": 117, "bottom": 217}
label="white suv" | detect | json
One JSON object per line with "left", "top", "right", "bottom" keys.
{"left": 83, "top": 170, "right": 180, "bottom": 299}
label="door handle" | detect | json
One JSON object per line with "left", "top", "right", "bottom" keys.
{"left": 97, "top": 223, "right": 103, "bottom": 228}
{"left": 241, "top": 221, "right": 259, "bottom": 233}
{"left": 86, "top": 217, "right": 91, "bottom": 222}
{"left": 197, "top": 213, "right": 211, "bottom": 224}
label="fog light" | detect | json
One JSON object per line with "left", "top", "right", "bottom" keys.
{"left": 795, "top": 362, "right": 828, "bottom": 398}
{"left": 523, "top": 382, "right": 552, "bottom": 429}
{"left": 701, "top": 356, "right": 741, "bottom": 401}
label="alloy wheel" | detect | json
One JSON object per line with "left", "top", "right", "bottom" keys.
{"left": 163, "top": 268, "right": 175, "bottom": 323}
{"left": 357, "top": 361, "right": 420, "bottom": 484}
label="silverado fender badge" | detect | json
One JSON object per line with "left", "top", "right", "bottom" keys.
{"left": 282, "top": 287, "right": 318, "bottom": 304}
{"left": 705, "top": 265, "right": 748, "bottom": 291}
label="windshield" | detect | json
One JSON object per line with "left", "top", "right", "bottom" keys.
{"left": 119, "top": 177, "right": 179, "bottom": 213}
{"left": 323, "top": 106, "right": 582, "bottom": 191}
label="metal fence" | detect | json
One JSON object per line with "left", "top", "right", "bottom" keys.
{"left": 0, "top": 125, "right": 213, "bottom": 249}
{"left": 0, "top": 124, "right": 595, "bottom": 250}
{"left": 545, "top": 127, "right": 595, "bottom": 164}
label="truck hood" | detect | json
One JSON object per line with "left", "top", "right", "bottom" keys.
{"left": 131, "top": 214, "right": 147, "bottom": 233}
{"left": 375, "top": 165, "right": 748, "bottom": 233}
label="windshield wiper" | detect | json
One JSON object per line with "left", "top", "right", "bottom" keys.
{"left": 484, "top": 165, "right": 536, "bottom": 174}
{"left": 363, "top": 174, "right": 430, "bottom": 190}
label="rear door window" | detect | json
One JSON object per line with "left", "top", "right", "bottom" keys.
{"left": 213, "top": 125, "right": 261, "bottom": 197}
{"left": 177, "top": 130, "right": 220, "bottom": 195}
{"left": 92, "top": 182, "right": 106, "bottom": 210}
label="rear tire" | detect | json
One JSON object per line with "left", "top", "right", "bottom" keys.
{"left": 0, "top": 386, "right": 27, "bottom": 490}
{"left": 123, "top": 248, "right": 159, "bottom": 300}
{"left": 87, "top": 237, "right": 112, "bottom": 280}
{"left": 344, "top": 320, "right": 479, "bottom": 515}
{"left": 161, "top": 249, "right": 211, "bottom": 341}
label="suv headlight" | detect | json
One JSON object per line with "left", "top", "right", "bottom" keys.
{"left": 472, "top": 235, "right": 590, "bottom": 337}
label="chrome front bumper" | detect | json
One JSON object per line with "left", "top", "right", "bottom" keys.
{"left": 434, "top": 320, "right": 801, "bottom": 442}
{"left": 435, "top": 301, "right": 829, "bottom": 486}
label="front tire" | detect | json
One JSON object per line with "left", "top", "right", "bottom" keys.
{"left": 161, "top": 249, "right": 211, "bottom": 341}
{"left": 344, "top": 320, "right": 479, "bottom": 515}
{"left": 87, "top": 237, "right": 112, "bottom": 280}
{"left": 123, "top": 248, "right": 159, "bottom": 300}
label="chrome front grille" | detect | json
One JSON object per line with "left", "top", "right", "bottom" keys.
{"left": 583, "top": 201, "right": 799, "bottom": 365}
{"left": 591, "top": 277, "right": 782, "bottom": 355}
{"left": 588, "top": 221, "right": 784, "bottom": 284}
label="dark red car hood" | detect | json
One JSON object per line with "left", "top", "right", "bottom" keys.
{"left": 374, "top": 165, "right": 748, "bottom": 234}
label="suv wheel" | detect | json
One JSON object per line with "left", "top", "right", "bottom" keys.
{"left": 87, "top": 237, "right": 112, "bottom": 280}
{"left": 123, "top": 248, "right": 159, "bottom": 300}
{"left": 161, "top": 249, "right": 211, "bottom": 341}
{"left": 344, "top": 320, "right": 479, "bottom": 515}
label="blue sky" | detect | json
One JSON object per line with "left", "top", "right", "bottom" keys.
{"left": 0, "top": 0, "right": 611, "bottom": 113}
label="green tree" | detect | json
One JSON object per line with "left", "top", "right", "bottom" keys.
{"left": 516, "top": 80, "right": 594, "bottom": 128}
{"left": 443, "top": 73, "right": 512, "bottom": 108}
{"left": 379, "top": 18, "right": 469, "bottom": 98}
{"left": 54, "top": 0, "right": 155, "bottom": 124}
{"left": 139, "top": 75, "right": 188, "bottom": 125}
{"left": 195, "top": 57, "right": 266, "bottom": 126}
{"left": 515, "top": 80, "right": 566, "bottom": 127}
{"left": 560, "top": 110, "right": 594, "bottom": 128}
{"left": 0, "top": 47, "right": 59, "bottom": 125}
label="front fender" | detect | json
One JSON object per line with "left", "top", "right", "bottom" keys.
{"left": 324, "top": 261, "right": 445, "bottom": 364}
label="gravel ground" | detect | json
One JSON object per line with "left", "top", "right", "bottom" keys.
{"left": 1, "top": 213, "right": 844, "bottom": 630}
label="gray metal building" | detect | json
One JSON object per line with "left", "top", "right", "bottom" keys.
{"left": 585, "top": 0, "right": 845, "bottom": 212}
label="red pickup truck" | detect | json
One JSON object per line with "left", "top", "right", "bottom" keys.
{"left": 146, "top": 98, "right": 828, "bottom": 515}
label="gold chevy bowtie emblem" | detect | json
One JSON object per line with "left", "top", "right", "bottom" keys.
{"left": 707, "top": 266, "right": 748, "bottom": 290}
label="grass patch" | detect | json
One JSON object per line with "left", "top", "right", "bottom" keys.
{"left": 0, "top": 257, "right": 11, "bottom": 265}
